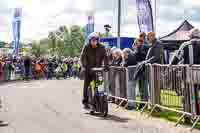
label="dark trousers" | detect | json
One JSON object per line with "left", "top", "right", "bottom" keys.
{"left": 194, "top": 84, "right": 200, "bottom": 115}
{"left": 47, "top": 70, "right": 54, "bottom": 79}
{"left": 82, "top": 71, "right": 95, "bottom": 104}
{"left": 24, "top": 67, "right": 30, "bottom": 80}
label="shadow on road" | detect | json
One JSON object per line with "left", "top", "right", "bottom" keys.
{"left": 85, "top": 113, "right": 130, "bottom": 123}
{"left": 100, "top": 114, "right": 130, "bottom": 123}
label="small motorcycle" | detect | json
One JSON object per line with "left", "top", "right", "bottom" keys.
{"left": 88, "top": 68, "right": 108, "bottom": 117}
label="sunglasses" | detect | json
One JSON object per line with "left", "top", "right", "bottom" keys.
{"left": 138, "top": 39, "right": 144, "bottom": 43}
{"left": 139, "top": 35, "right": 145, "bottom": 38}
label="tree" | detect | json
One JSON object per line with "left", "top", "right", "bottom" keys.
{"left": 48, "top": 32, "right": 57, "bottom": 55}
{"left": 56, "top": 39, "right": 66, "bottom": 57}
{"left": 31, "top": 41, "right": 47, "bottom": 57}
{"left": 32, "top": 25, "right": 86, "bottom": 57}
{"left": 69, "top": 25, "right": 85, "bottom": 56}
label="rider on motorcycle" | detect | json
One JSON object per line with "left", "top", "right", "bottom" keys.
{"left": 80, "top": 32, "right": 108, "bottom": 109}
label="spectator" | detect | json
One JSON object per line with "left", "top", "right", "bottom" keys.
{"left": 170, "top": 28, "right": 200, "bottom": 65}
{"left": 133, "top": 38, "right": 147, "bottom": 109}
{"left": 138, "top": 32, "right": 150, "bottom": 52}
{"left": 112, "top": 49, "right": 122, "bottom": 66}
{"left": 145, "top": 32, "right": 164, "bottom": 64}
{"left": 139, "top": 32, "right": 146, "bottom": 42}
{"left": 35, "top": 60, "right": 42, "bottom": 80}
{"left": 122, "top": 48, "right": 137, "bottom": 67}
{"left": 0, "top": 57, "right": 4, "bottom": 81}
{"left": 145, "top": 32, "right": 163, "bottom": 105}
{"left": 47, "top": 58, "right": 54, "bottom": 80}
{"left": 24, "top": 56, "right": 32, "bottom": 81}
{"left": 170, "top": 28, "right": 200, "bottom": 123}
{"left": 134, "top": 32, "right": 163, "bottom": 109}
{"left": 62, "top": 60, "right": 68, "bottom": 79}
{"left": 14, "top": 58, "right": 23, "bottom": 80}
{"left": 132, "top": 39, "right": 147, "bottom": 63}
{"left": 76, "top": 61, "right": 81, "bottom": 79}
{"left": 122, "top": 48, "right": 137, "bottom": 110}
{"left": 6, "top": 58, "right": 14, "bottom": 81}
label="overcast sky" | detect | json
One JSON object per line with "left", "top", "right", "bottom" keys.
{"left": 0, "top": 0, "right": 200, "bottom": 42}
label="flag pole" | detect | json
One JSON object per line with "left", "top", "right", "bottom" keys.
{"left": 154, "top": 0, "right": 156, "bottom": 33}
{"left": 117, "top": 0, "right": 121, "bottom": 48}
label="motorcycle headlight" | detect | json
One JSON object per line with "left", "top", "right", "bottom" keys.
{"left": 98, "top": 74, "right": 103, "bottom": 81}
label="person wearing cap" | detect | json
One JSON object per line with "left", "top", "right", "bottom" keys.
{"left": 103, "top": 24, "right": 112, "bottom": 38}
{"left": 170, "top": 28, "right": 200, "bottom": 123}
{"left": 80, "top": 32, "right": 108, "bottom": 109}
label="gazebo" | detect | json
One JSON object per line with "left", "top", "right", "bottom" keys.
{"left": 160, "top": 20, "right": 194, "bottom": 50}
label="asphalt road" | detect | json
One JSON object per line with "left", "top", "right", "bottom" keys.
{"left": 0, "top": 79, "right": 198, "bottom": 133}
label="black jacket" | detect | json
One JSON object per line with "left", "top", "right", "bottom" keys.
{"left": 48, "top": 61, "right": 54, "bottom": 70}
{"left": 170, "top": 38, "right": 200, "bottom": 65}
{"left": 24, "top": 57, "right": 31, "bottom": 68}
{"left": 80, "top": 43, "right": 108, "bottom": 69}
{"left": 145, "top": 40, "right": 163, "bottom": 64}
{"left": 132, "top": 46, "right": 147, "bottom": 63}
{"left": 124, "top": 54, "right": 137, "bottom": 67}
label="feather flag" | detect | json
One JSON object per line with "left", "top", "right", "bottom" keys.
{"left": 136, "top": 0, "right": 154, "bottom": 33}
{"left": 12, "top": 8, "right": 22, "bottom": 57}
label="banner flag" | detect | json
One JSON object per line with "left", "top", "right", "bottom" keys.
{"left": 136, "top": 0, "right": 154, "bottom": 33}
{"left": 12, "top": 8, "right": 22, "bottom": 57}
{"left": 86, "top": 14, "right": 94, "bottom": 37}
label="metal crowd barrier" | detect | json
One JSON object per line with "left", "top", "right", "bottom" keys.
{"left": 105, "top": 65, "right": 152, "bottom": 112}
{"left": 106, "top": 64, "right": 200, "bottom": 131}
{"left": 126, "top": 65, "right": 152, "bottom": 112}
{"left": 150, "top": 64, "right": 188, "bottom": 110}
{"left": 148, "top": 64, "right": 193, "bottom": 127}
{"left": 107, "top": 66, "right": 127, "bottom": 98}
{"left": 187, "top": 65, "right": 200, "bottom": 129}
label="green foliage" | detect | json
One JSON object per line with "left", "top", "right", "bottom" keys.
{"left": 48, "top": 32, "right": 57, "bottom": 55}
{"left": 45, "top": 25, "right": 85, "bottom": 57}
{"left": 31, "top": 41, "right": 47, "bottom": 57}
{"left": 31, "top": 25, "right": 108, "bottom": 57}
{"left": 0, "top": 41, "right": 7, "bottom": 48}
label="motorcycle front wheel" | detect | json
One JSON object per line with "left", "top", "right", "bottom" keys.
{"left": 102, "top": 95, "right": 108, "bottom": 117}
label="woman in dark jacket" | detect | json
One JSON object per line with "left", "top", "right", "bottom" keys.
{"left": 132, "top": 39, "right": 148, "bottom": 109}
{"left": 132, "top": 39, "right": 147, "bottom": 62}
{"left": 122, "top": 48, "right": 137, "bottom": 67}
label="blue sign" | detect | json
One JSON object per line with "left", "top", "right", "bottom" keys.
{"left": 136, "top": 0, "right": 154, "bottom": 33}
{"left": 100, "top": 37, "right": 135, "bottom": 49}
